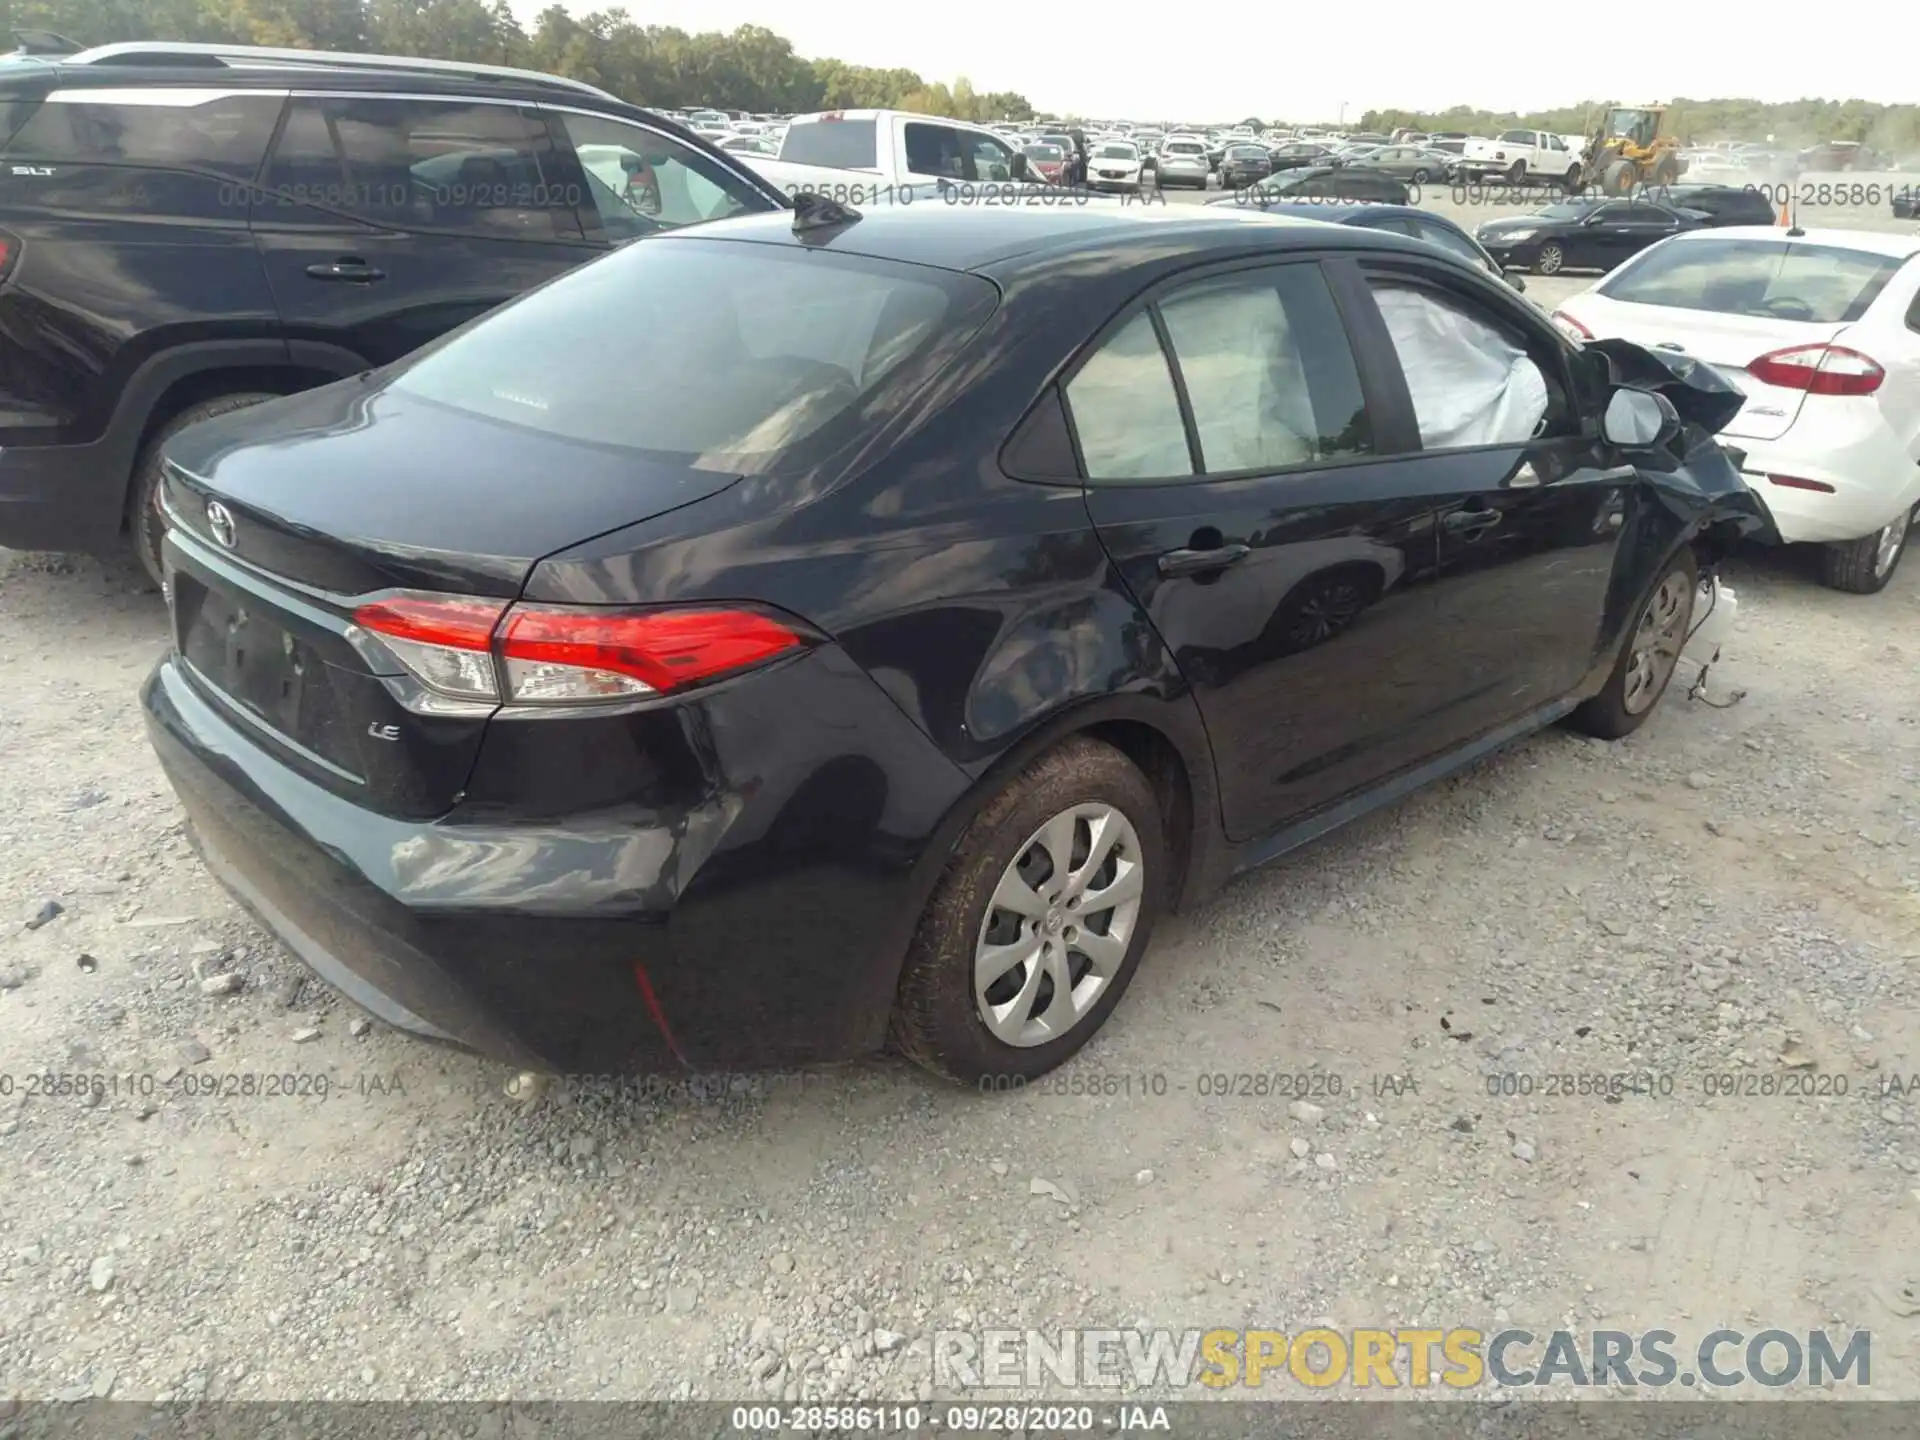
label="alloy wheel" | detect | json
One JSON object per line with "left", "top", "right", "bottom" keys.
{"left": 1873, "top": 506, "right": 1912, "bottom": 579}
{"left": 1537, "top": 243, "right": 1564, "bottom": 274}
{"left": 974, "top": 803, "right": 1145, "bottom": 1047}
{"left": 1621, "top": 571, "right": 1692, "bottom": 715}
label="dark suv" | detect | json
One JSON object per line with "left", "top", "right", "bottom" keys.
{"left": 0, "top": 41, "right": 784, "bottom": 581}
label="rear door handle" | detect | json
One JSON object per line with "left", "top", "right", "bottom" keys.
{"left": 1442, "top": 507, "right": 1502, "bottom": 534}
{"left": 1158, "top": 544, "right": 1250, "bottom": 577}
{"left": 305, "top": 259, "right": 385, "bottom": 282}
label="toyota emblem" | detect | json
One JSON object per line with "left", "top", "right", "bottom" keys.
{"left": 206, "top": 500, "right": 236, "bottom": 549}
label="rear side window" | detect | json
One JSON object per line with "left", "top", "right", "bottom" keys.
{"left": 258, "top": 97, "right": 570, "bottom": 239}
{"left": 1599, "top": 238, "right": 1905, "bottom": 323}
{"left": 3, "top": 89, "right": 281, "bottom": 177}
{"left": 1159, "top": 266, "right": 1371, "bottom": 473}
{"left": 779, "top": 119, "right": 876, "bottom": 169}
{"left": 1065, "top": 312, "right": 1193, "bottom": 482}
{"left": 391, "top": 240, "right": 993, "bottom": 472}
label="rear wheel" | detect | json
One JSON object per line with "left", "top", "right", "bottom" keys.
{"left": 1819, "top": 504, "right": 1916, "bottom": 594}
{"left": 1534, "top": 241, "right": 1565, "bottom": 275}
{"left": 1567, "top": 548, "right": 1698, "bottom": 739}
{"left": 1410, "top": 168, "right": 1430, "bottom": 185}
{"left": 129, "top": 392, "right": 278, "bottom": 587}
{"left": 891, "top": 737, "right": 1168, "bottom": 1086}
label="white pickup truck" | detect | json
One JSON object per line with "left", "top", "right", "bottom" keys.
{"left": 738, "top": 109, "right": 1032, "bottom": 203}
{"left": 1458, "top": 129, "right": 1583, "bottom": 188}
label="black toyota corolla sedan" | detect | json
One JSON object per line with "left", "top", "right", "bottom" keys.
{"left": 142, "top": 201, "right": 1776, "bottom": 1087}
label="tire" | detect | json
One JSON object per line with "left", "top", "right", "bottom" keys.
{"left": 1410, "top": 168, "right": 1429, "bottom": 185}
{"left": 1602, "top": 159, "right": 1636, "bottom": 196}
{"left": 891, "top": 737, "right": 1169, "bottom": 1087}
{"left": 1566, "top": 547, "right": 1699, "bottom": 740}
{"left": 1819, "top": 503, "right": 1916, "bottom": 594}
{"left": 1563, "top": 165, "right": 1582, "bottom": 193}
{"left": 129, "top": 392, "right": 278, "bottom": 587}
{"left": 1506, "top": 160, "right": 1526, "bottom": 184}
{"left": 1534, "top": 241, "right": 1565, "bottom": 275}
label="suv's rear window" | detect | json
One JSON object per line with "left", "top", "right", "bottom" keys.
{"left": 391, "top": 239, "right": 996, "bottom": 472}
{"left": 1599, "top": 238, "right": 1907, "bottom": 323}
{"left": 779, "top": 119, "right": 877, "bottom": 169}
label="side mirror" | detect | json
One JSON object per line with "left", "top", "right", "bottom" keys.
{"left": 1009, "top": 152, "right": 1030, "bottom": 181}
{"left": 1602, "top": 388, "right": 1679, "bottom": 448}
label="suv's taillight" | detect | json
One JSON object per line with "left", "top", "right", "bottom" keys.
{"left": 1747, "top": 343, "right": 1884, "bottom": 397}
{"left": 0, "top": 227, "right": 19, "bottom": 283}
{"left": 349, "top": 593, "right": 813, "bottom": 705}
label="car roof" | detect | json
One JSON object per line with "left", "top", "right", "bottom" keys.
{"left": 659, "top": 203, "right": 1424, "bottom": 277}
{"left": 1659, "top": 225, "right": 1920, "bottom": 257}
{"left": 1248, "top": 202, "right": 1466, "bottom": 231}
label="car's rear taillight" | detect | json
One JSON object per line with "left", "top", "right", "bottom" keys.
{"left": 1550, "top": 309, "right": 1592, "bottom": 342}
{"left": 1747, "top": 343, "right": 1884, "bottom": 396}
{"left": 0, "top": 228, "right": 20, "bottom": 283}
{"left": 350, "top": 593, "right": 812, "bottom": 705}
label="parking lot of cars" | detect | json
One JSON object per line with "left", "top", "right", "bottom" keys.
{"left": 5, "top": 43, "right": 1920, "bottom": 1409}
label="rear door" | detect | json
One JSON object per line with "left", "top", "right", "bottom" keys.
{"left": 252, "top": 94, "right": 595, "bottom": 367}
{"left": 0, "top": 84, "right": 286, "bottom": 447}
{"left": 1355, "top": 257, "right": 1632, "bottom": 745}
{"left": 1072, "top": 257, "right": 1465, "bottom": 842}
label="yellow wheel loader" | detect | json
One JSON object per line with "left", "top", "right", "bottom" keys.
{"left": 1578, "top": 106, "right": 1686, "bottom": 196}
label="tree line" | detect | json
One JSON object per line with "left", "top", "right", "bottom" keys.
{"left": 1351, "top": 100, "right": 1920, "bottom": 153}
{"left": 0, "top": 0, "right": 1039, "bottom": 121}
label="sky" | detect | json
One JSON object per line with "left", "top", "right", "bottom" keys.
{"left": 509, "top": 0, "right": 1912, "bottom": 120}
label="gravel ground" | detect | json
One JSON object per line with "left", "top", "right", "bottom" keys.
{"left": 6, "top": 189, "right": 1920, "bottom": 1408}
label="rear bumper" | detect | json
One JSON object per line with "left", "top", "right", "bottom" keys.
{"left": 0, "top": 439, "right": 128, "bottom": 554}
{"left": 142, "top": 645, "right": 971, "bottom": 1075}
{"left": 1731, "top": 428, "right": 1920, "bottom": 545}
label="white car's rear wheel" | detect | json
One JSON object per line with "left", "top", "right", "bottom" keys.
{"left": 1820, "top": 504, "right": 1917, "bottom": 594}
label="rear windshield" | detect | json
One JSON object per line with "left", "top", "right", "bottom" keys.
{"left": 1096, "top": 144, "right": 1136, "bottom": 159}
{"left": 390, "top": 238, "right": 996, "bottom": 473}
{"left": 1165, "top": 142, "right": 1204, "bottom": 155}
{"left": 1600, "top": 238, "right": 1907, "bottom": 323}
{"left": 778, "top": 118, "right": 877, "bottom": 169}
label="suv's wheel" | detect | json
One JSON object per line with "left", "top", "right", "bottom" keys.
{"left": 1506, "top": 160, "right": 1527, "bottom": 184}
{"left": 1820, "top": 504, "right": 1915, "bottom": 593}
{"left": 130, "top": 392, "right": 278, "bottom": 587}
{"left": 1567, "top": 547, "right": 1698, "bottom": 739}
{"left": 892, "top": 737, "right": 1168, "bottom": 1086}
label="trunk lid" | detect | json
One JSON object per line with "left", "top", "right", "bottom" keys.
{"left": 161, "top": 379, "right": 741, "bottom": 596}
{"left": 1578, "top": 303, "right": 1850, "bottom": 441}
{"left": 159, "top": 379, "right": 741, "bottom": 820}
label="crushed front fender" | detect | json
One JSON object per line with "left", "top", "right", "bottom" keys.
{"left": 1584, "top": 336, "right": 1785, "bottom": 549}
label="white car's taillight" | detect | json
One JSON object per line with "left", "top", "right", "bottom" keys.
{"left": 350, "top": 592, "right": 812, "bottom": 705}
{"left": 1550, "top": 309, "right": 1592, "bottom": 343}
{"left": 1746, "top": 343, "right": 1884, "bottom": 397}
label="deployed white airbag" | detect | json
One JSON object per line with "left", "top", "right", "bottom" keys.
{"left": 1372, "top": 285, "right": 1550, "bottom": 449}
